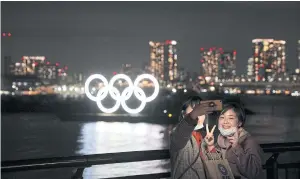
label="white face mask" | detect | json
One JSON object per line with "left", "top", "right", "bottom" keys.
{"left": 219, "top": 127, "right": 237, "bottom": 137}
{"left": 194, "top": 124, "right": 204, "bottom": 130}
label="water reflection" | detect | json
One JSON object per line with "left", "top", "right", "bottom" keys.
{"left": 77, "top": 121, "right": 170, "bottom": 178}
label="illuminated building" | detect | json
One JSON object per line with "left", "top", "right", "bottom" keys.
{"left": 149, "top": 40, "right": 178, "bottom": 85}
{"left": 219, "top": 50, "right": 237, "bottom": 80}
{"left": 178, "top": 67, "right": 188, "bottom": 84}
{"left": 252, "top": 39, "right": 286, "bottom": 82}
{"left": 36, "top": 63, "right": 58, "bottom": 84}
{"left": 57, "top": 65, "right": 68, "bottom": 84}
{"left": 121, "top": 64, "right": 132, "bottom": 74}
{"left": 200, "top": 47, "right": 223, "bottom": 82}
{"left": 163, "top": 40, "right": 178, "bottom": 83}
{"left": 149, "top": 41, "right": 164, "bottom": 82}
{"left": 21, "top": 56, "right": 46, "bottom": 75}
{"left": 247, "top": 58, "right": 254, "bottom": 80}
{"left": 11, "top": 62, "right": 27, "bottom": 75}
{"left": 298, "top": 40, "right": 300, "bottom": 69}
{"left": 72, "top": 73, "right": 84, "bottom": 84}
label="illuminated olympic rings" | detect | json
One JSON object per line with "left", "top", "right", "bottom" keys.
{"left": 84, "top": 74, "right": 159, "bottom": 114}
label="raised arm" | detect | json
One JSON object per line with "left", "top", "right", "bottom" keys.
{"left": 170, "top": 114, "right": 197, "bottom": 152}
{"left": 170, "top": 103, "right": 215, "bottom": 152}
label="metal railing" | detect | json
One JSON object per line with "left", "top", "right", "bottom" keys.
{"left": 2, "top": 142, "right": 300, "bottom": 179}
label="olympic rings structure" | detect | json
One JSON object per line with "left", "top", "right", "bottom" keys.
{"left": 84, "top": 74, "right": 160, "bottom": 114}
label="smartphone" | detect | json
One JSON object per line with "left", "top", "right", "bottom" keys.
{"left": 201, "top": 100, "right": 223, "bottom": 111}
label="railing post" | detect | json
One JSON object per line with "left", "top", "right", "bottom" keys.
{"left": 72, "top": 168, "right": 85, "bottom": 179}
{"left": 266, "top": 153, "right": 279, "bottom": 179}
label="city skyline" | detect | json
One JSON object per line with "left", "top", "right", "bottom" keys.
{"left": 4, "top": 38, "right": 300, "bottom": 80}
{"left": 2, "top": 2, "right": 300, "bottom": 76}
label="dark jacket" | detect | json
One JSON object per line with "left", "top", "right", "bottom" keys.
{"left": 169, "top": 115, "right": 206, "bottom": 179}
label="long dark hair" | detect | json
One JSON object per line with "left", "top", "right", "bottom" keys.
{"left": 180, "top": 96, "right": 202, "bottom": 119}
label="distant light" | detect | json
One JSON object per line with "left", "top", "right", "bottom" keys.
{"left": 168, "top": 113, "right": 172, "bottom": 118}
{"left": 2, "top": 33, "right": 6, "bottom": 37}
{"left": 201, "top": 89, "right": 208, "bottom": 93}
{"left": 184, "top": 89, "right": 187, "bottom": 93}
{"left": 113, "top": 71, "right": 117, "bottom": 75}
{"left": 233, "top": 51, "right": 237, "bottom": 55}
{"left": 200, "top": 48, "right": 204, "bottom": 51}
{"left": 22, "top": 56, "right": 45, "bottom": 61}
{"left": 149, "top": 41, "right": 154, "bottom": 46}
{"left": 56, "top": 63, "right": 59, "bottom": 66}
{"left": 172, "top": 88, "right": 177, "bottom": 93}
{"left": 7, "top": 33, "right": 11, "bottom": 37}
{"left": 163, "top": 110, "right": 167, "bottom": 113}
{"left": 165, "top": 40, "right": 171, "bottom": 44}
{"left": 171, "top": 40, "right": 177, "bottom": 45}
{"left": 205, "top": 76, "right": 211, "bottom": 82}
{"left": 46, "top": 62, "right": 50, "bottom": 65}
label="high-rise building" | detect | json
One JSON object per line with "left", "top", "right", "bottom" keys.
{"left": 22, "top": 56, "right": 46, "bottom": 75}
{"left": 163, "top": 40, "right": 178, "bottom": 83}
{"left": 178, "top": 67, "right": 187, "bottom": 83}
{"left": 36, "top": 63, "right": 58, "bottom": 84}
{"left": 149, "top": 41, "right": 164, "bottom": 82}
{"left": 252, "top": 39, "right": 286, "bottom": 82}
{"left": 72, "top": 73, "right": 84, "bottom": 84}
{"left": 2, "top": 56, "right": 12, "bottom": 76}
{"left": 121, "top": 64, "right": 132, "bottom": 74}
{"left": 219, "top": 50, "right": 237, "bottom": 80}
{"left": 297, "top": 40, "right": 300, "bottom": 69}
{"left": 149, "top": 40, "right": 178, "bottom": 85}
{"left": 11, "top": 62, "right": 27, "bottom": 75}
{"left": 200, "top": 47, "right": 223, "bottom": 82}
{"left": 247, "top": 57, "right": 254, "bottom": 80}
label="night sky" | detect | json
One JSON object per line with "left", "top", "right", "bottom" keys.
{"left": 2, "top": 1, "right": 300, "bottom": 76}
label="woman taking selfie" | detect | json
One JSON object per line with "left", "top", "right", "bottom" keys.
{"left": 203, "top": 103, "right": 263, "bottom": 179}
{"left": 170, "top": 96, "right": 216, "bottom": 179}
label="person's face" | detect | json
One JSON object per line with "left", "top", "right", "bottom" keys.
{"left": 218, "top": 108, "right": 240, "bottom": 129}
{"left": 186, "top": 105, "right": 205, "bottom": 125}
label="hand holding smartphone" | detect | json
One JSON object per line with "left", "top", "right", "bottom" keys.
{"left": 200, "top": 100, "right": 223, "bottom": 111}
{"left": 189, "top": 100, "right": 222, "bottom": 120}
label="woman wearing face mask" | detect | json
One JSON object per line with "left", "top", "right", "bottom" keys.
{"left": 203, "top": 103, "right": 264, "bottom": 179}
{"left": 170, "top": 96, "right": 216, "bottom": 179}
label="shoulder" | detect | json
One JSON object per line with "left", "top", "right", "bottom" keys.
{"left": 241, "top": 134, "right": 261, "bottom": 151}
